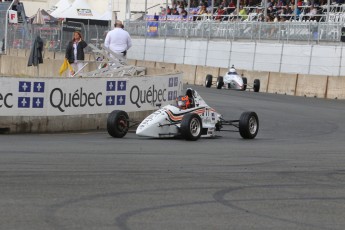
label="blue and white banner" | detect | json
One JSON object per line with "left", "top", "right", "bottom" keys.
{"left": 0, "top": 73, "right": 183, "bottom": 116}
{"left": 146, "top": 21, "right": 159, "bottom": 37}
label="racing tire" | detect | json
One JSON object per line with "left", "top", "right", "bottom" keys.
{"left": 242, "top": 77, "right": 247, "bottom": 91}
{"left": 107, "top": 110, "right": 129, "bottom": 138}
{"left": 253, "top": 79, "right": 260, "bottom": 92}
{"left": 239, "top": 111, "right": 259, "bottom": 139}
{"left": 216, "top": 76, "right": 224, "bottom": 89}
{"left": 205, "top": 74, "right": 213, "bottom": 88}
{"left": 180, "top": 113, "right": 202, "bottom": 141}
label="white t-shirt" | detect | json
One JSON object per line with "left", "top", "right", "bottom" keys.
{"left": 73, "top": 42, "right": 77, "bottom": 63}
{"left": 104, "top": 28, "right": 132, "bottom": 54}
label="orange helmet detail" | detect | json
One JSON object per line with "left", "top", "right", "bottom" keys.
{"left": 176, "top": 95, "right": 191, "bottom": 109}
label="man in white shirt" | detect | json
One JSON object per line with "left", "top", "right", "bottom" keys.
{"left": 104, "top": 20, "right": 132, "bottom": 57}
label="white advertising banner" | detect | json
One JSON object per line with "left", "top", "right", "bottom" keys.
{"left": 0, "top": 74, "right": 183, "bottom": 116}
{"left": 8, "top": 10, "right": 18, "bottom": 24}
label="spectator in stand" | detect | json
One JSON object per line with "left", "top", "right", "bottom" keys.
{"left": 214, "top": 5, "right": 226, "bottom": 20}
{"left": 297, "top": 0, "right": 303, "bottom": 6}
{"left": 172, "top": 8, "right": 180, "bottom": 15}
{"left": 227, "top": 0, "right": 236, "bottom": 14}
{"left": 181, "top": 9, "right": 188, "bottom": 19}
{"left": 220, "top": 0, "right": 228, "bottom": 7}
{"left": 228, "top": 0, "right": 236, "bottom": 8}
{"left": 167, "top": 6, "right": 172, "bottom": 15}
{"left": 201, "top": 0, "right": 208, "bottom": 7}
{"left": 197, "top": 4, "right": 208, "bottom": 19}
{"left": 239, "top": 5, "right": 248, "bottom": 20}
{"left": 257, "top": 8, "right": 265, "bottom": 21}
{"left": 291, "top": 5, "right": 301, "bottom": 19}
{"left": 307, "top": 5, "right": 317, "bottom": 20}
{"left": 191, "top": 0, "right": 199, "bottom": 7}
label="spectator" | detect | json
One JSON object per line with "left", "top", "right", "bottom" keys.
{"left": 239, "top": 5, "right": 248, "bottom": 20}
{"left": 167, "top": 6, "right": 172, "bottom": 15}
{"left": 104, "top": 20, "right": 132, "bottom": 58}
{"left": 181, "top": 8, "right": 188, "bottom": 19}
{"left": 191, "top": 0, "right": 199, "bottom": 7}
{"left": 65, "top": 31, "right": 87, "bottom": 77}
{"left": 172, "top": 8, "right": 180, "bottom": 15}
{"left": 196, "top": 4, "right": 208, "bottom": 20}
{"left": 214, "top": 5, "right": 226, "bottom": 20}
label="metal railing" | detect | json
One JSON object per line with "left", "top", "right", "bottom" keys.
{"left": 126, "top": 20, "right": 344, "bottom": 44}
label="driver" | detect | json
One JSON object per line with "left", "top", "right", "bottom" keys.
{"left": 176, "top": 95, "right": 191, "bottom": 109}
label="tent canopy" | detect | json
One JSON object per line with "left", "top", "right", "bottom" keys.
{"left": 50, "top": 0, "right": 72, "bottom": 17}
{"left": 31, "top": 9, "right": 58, "bottom": 24}
{"left": 51, "top": 0, "right": 102, "bottom": 20}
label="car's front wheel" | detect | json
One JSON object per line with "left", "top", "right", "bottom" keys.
{"left": 242, "top": 77, "right": 247, "bottom": 91}
{"left": 239, "top": 111, "right": 259, "bottom": 139}
{"left": 216, "top": 76, "right": 224, "bottom": 89}
{"left": 180, "top": 113, "right": 202, "bottom": 141}
{"left": 107, "top": 110, "right": 129, "bottom": 138}
{"left": 254, "top": 79, "right": 260, "bottom": 92}
{"left": 205, "top": 74, "right": 213, "bottom": 88}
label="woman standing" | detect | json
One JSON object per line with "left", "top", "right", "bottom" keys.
{"left": 65, "top": 31, "right": 87, "bottom": 77}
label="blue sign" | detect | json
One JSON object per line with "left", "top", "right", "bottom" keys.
{"left": 174, "top": 77, "right": 179, "bottom": 87}
{"left": 19, "top": 81, "right": 31, "bottom": 92}
{"left": 106, "top": 81, "right": 116, "bottom": 91}
{"left": 117, "top": 81, "right": 126, "bottom": 91}
{"left": 117, "top": 95, "right": 126, "bottom": 105}
{"left": 18, "top": 97, "right": 30, "bottom": 108}
{"left": 168, "top": 91, "right": 173, "bottom": 101}
{"left": 33, "top": 82, "right": 45, "bottom": 93}
{"left": 169, "top": 78, "right": 174, "bottom": 87}
{"left": 32, "top": 97, "right": 44, "bottom": 108}
{"left": 147, "top": 21, "right": 159, "bottom": 37}
{"left": 106, "top": 95, "right": 115, "bottom": 106}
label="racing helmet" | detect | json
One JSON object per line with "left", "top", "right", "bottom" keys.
{"left": 228, "top": 65, "right": 237, "bottom": 74}
{"left": 176, "top": 95, "right": 191, "bottom": 109}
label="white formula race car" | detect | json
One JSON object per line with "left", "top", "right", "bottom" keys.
{"left": 107, "top": 88, "right": 259, "bottom": 141}
{"left": 205, "top": 65, "right": 260, "bottom": 92}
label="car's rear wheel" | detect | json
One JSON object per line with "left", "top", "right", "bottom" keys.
{"left": 107, "top": 110, "right": 129, "bottom": 138}
{"left": 242, "top": 77, "right": 247, "bottom": 91}
{"left": 254, "top": 79, "right": 260, "bottom": 92}
{"left": 205, "top": 74, "right": 213, "bottom": 88}
{"left": 239, "top": 111, "right": 259, "bottom": 139}
{"left": 181, "top": 113, "right": 202, "bottom": 141}
{"left": 216, "top": 76, "right": 224, "bottom": 89}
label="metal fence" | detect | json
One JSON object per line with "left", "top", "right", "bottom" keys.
{"left": 126, "top": 20, "right": 344, "bottom": 44}
{"left": 3, "top": 23, "right": 109, "bottom": 53}
{"left": 0, "top": 2, "right": 12, "bottom": 53}
{"left": 1, "top": 19, "right": 345, "bottom": 55}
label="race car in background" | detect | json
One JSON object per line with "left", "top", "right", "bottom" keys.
{"left": 205, "top": 65, "right": 260, "bottom": 92}
{"left": 107, "top": 88, "right": 259, "bottom": 141}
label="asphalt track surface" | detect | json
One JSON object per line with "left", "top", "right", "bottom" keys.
{"left": 1, "top": 85, "right": 345, "bottom": 230}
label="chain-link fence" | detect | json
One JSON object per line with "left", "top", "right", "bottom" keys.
{"left": 3, "top": 22, "right": 109, "bottom": 53}
{"left": 0, "top": 1, "right": 12, "bottom": 54}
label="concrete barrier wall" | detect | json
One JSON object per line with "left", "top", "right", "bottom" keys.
{"left": 175, "top": 64, "right": 196, "bottom": 85}
{"left": 195, "top": 66, "right": 219, "bottom": 86}
{"left": 242, "top": 70, "right": 269, "bottom": 93}
{"left": 267, "top": 72, "right": 298, "bottom": 96}
{"left": 326, "top": 76, "right": 345, "bottom": 99}
{"left": 0, "top": 51, "right": 342, "bottom": 100}
{"left": 296, "top": 74, "right": 328, "bottom": 98}
{"left": 0, "top": 111, "right": 154, "bottom": 134}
